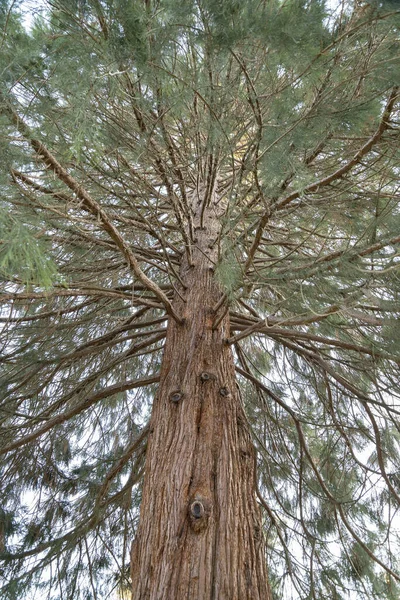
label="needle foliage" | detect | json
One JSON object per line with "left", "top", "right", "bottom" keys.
{"left": 0, "top": 0, "right": 400, "bottom": 598}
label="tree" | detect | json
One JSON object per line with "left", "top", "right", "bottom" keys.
{"left": 0, "top": 0, "right": 399, "bottom": 598}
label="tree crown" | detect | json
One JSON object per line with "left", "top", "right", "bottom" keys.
{"left": 0, "top": 0, "right": 400, "bottom": 598}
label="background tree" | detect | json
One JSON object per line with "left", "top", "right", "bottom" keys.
{"left": 0, "top": 0, "right": 400, "bottom": 598}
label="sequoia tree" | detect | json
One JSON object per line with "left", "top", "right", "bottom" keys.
{"left": 0, "top": 0, "right": 400, "bottom": 598}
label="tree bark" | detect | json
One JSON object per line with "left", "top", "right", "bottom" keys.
{"left": 130, "top": 190, "right": 271, "bottom": 599}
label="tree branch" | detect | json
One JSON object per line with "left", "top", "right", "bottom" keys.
{"left": 275, "top": 86, "right": 399, "bottom": 211}
{"left": 0, "top": 375, "right": 159, "bottom": 455}
{"left": 2, "top": 102, "right": 182, "bottom": 323}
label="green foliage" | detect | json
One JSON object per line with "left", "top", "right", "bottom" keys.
{"left": 0, "top": 0, "right": 399, "bottom": 599}
{"left": 109, "top": 0, "right": 149, "bottom": 64}
{"left": 0, "top": 215, "right": 58, "bottom": 287}
{"left": 215, "top": 252, "right": 242, "bottom": 298}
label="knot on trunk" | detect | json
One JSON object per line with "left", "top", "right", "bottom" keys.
{"left": 190, "top": 501, "right": 204, "bottom": 519}
{"left": 200, "top": 371, "right": 216, "bottom": 383}
{"left": 188, "top": 495, "right": 211, "bottom": 533}
{"left": 169, "top": 390, "right": 183, "bottom": 403}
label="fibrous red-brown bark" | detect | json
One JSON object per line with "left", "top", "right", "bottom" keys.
{"left": 131, "top": 189, "right": 271, "bottom": 599}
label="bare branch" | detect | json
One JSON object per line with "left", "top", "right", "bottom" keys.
{"left": 0, "top": 375, "right": 159, "bottom": 455}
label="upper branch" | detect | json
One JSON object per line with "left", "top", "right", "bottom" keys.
{"left": 274, "top": 86, "right": 399, "bottom": 212}
{"left": 244, "top": 86, "right": 399, "bottom": 274}
{"left": 2, "top": 101, "right": 182, "bottom": 323}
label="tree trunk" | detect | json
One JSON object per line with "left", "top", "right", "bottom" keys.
{"left": 131, "top": 189, "right": 271, "bottom": 599}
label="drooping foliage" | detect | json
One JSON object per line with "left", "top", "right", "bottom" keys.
{"left": 0, "top": 0, "right": 399, "bottom": 598}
